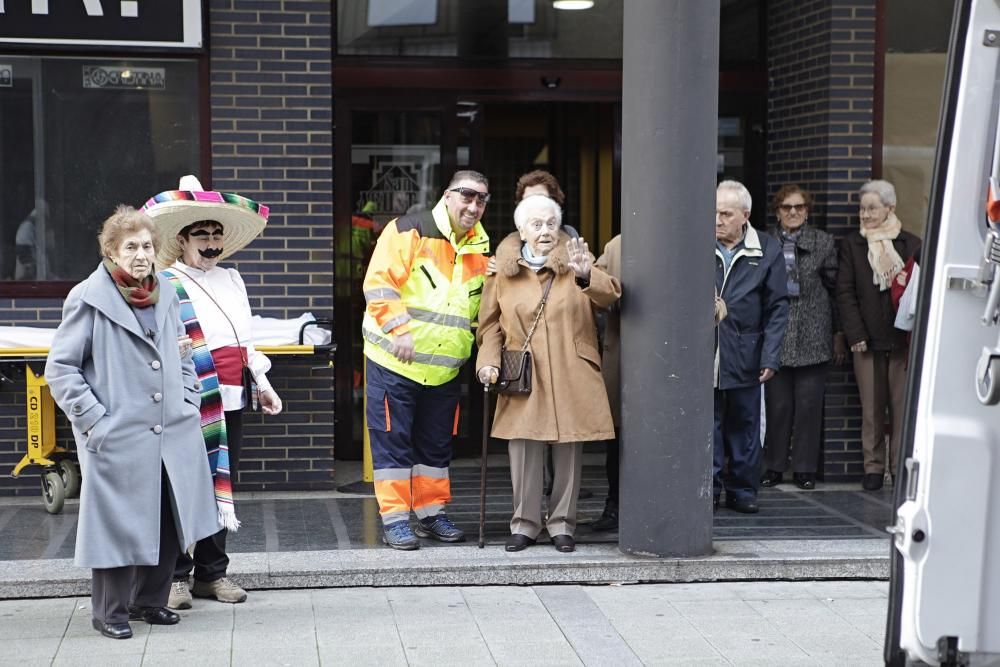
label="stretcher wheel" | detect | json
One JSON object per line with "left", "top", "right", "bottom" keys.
{"left": 59, "top": 459, "right": 81, "bottom": 499}
{"left": 41, "top": 471, "right": 65, "bottom": 515}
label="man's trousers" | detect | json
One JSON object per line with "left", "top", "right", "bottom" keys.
{"left": 714, "top": 384, "right": 762, "bottom": 502}
{"left": 366, "top": 359, "right": 461, "bottom": 526}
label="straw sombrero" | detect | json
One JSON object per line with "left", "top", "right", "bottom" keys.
{"left": 143, "top": 175, "right": 269, "bottom": 268}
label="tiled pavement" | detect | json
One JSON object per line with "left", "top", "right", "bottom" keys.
{"left": 0, "top": 463, "right": 895, "bottom": 561}
{"left": 0, "top": 580, "right": 889, "bottom": 666}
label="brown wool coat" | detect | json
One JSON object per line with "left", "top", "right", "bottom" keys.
{"left": 477, "top": 231, "right": 620, "bottom": 443}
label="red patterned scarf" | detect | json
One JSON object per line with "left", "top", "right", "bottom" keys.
{"left": 102, "top": 257, "right": 160, "bottom": 307}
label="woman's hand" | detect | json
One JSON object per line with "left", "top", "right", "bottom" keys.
{"left": 478, "top": 366, "right": 499, "bottom": 386}
{"left": 850, "top": 340, "right": 868, "bottom": 353}
{"left": 260, "top": 388, "right": 283, "bottom": 415}
{"left": 833, "top": 332, "right": 848, "bottom": 365}
{"left": 566, "top": 237, "right": 591, "bottom": 282}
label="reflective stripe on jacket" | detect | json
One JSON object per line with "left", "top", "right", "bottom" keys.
{"left": 362, "top": 199, "right": 489, "bottom": 385}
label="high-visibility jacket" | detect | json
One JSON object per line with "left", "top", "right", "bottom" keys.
{"left": 362, "top": 199, "right": 489, "bottom": 386}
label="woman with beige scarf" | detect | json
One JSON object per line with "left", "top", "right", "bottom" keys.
{"left": 836, "top": 180, "right": 921, "bottom": 491}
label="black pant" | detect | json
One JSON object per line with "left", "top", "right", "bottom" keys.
{"left": 92, "top": 467, "right": 181, "bottom": 624}
{"left": 174, "top": 409, "right": 242, "bottom": 583}
{"left": 605, "top": 431, "right": 620, "bottom": 502}
{"left": 763, "top": 363, "right": 828, "bottom": 474}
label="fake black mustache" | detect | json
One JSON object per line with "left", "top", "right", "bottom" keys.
{"left": 198, "top": 248, "right": 223, "bottom": 258}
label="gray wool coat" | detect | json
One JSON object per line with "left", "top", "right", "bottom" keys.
{"left": 769, "top": 225, "right": 840, "bottom": 367}
{"left": 45, "top": 264, "right": 221, "bottom": 569}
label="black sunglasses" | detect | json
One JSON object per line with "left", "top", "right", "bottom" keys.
{"left": 449, "top": 187, "right": 491, "bottom": 205}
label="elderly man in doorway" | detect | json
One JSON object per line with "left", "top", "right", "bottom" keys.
{"left": 144, "top": 175, "right": 282, "bottom": 609}
{"left": 362, "top": 170, "right": 491, "bottom": 550}
{"left": 714, "top": 180, "right": 789, "bottom": 514}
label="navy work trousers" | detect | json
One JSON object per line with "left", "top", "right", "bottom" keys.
{"left": 714, "top": 384, "right": 762, "bottom": 502}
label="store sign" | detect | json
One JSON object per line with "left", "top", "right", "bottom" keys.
{"left": 0, "top": 0, "right": 203, "bottom": 49}
{"left": 0, "top": 64, "right": 11, "bottom": 87}
{"left": 359, "top": 161, "right": 426, "bottom": 216}
{"left": 83, "top": 65, "right": 165, "bottom": 90}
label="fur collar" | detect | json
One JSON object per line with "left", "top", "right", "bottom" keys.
{"left": 496, "top": 231, "right": 573, "bottom": 278}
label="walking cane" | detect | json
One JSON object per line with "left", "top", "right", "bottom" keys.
{"left": 479, "top": 382, "right": 490, "bottom": 548}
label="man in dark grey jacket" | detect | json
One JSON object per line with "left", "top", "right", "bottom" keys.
{"left": 714, "top": 180, "right": 789, "bottom": 514}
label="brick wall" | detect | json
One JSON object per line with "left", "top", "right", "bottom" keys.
{"left": 0, "top": 0, "right": 335, "bottom": 497}
{"left": 767, "top": 0, "right": 877, "bottom": 481}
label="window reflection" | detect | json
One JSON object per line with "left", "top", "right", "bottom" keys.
{"left": 0, "top": 56, "right": 199, "bottom": 282}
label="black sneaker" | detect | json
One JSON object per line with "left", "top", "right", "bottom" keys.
{"left": 590, "top": 499, "right": 619, "bottom": 532}
{"left": 414, "top": 514, "right": 466, "bottom": 543}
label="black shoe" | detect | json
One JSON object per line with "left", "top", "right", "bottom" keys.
{"left": 552, "top": 534, "right": 576, "bottom": 552}
{"left": 92, "top": 618, "right": 132, "bottom": 639}
{"left": 725, "top": 496, "right": 760, "bottom": 514}
{"left": 862, "top": 473, "right": 884, "bottom": 491}
{"left": 128, "top": 606, "right": 180, "bottom": 625}
{"left": 505, "top": 534, "right": 536, "bottom": 552}
{"left": 793, "top": 473, "right": 815, "bottom": 490}
{"left": 760, "top": 470, "right": 783, "bottom": 487}
{"left": 713, "top": 497, "right": 719, "bottom": 513}
{"left": 590, "top": 499, "right": 619, "bottom": 532}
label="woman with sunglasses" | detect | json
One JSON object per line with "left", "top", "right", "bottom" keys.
{"left": 760, "top": 185, "right": 847, "bottom": 491}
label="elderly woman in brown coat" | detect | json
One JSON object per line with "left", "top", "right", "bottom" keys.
{"left": 477, "top": 195, "right": 620, "bottom": 553}
{"left": 836, "top": 179, "right": 921, "bottom": 491}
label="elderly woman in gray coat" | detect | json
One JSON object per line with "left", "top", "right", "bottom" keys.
{"left": 45, "top": 205, "right": 220, "bottom": 640}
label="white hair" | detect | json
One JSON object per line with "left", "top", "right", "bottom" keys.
{"left": 717, "top": 180, "right": 752, "bottom": 214}
{"left": 859, "top": 179, "right": 897, "bottom": 207}
{"left": 513, "top": 194, "right": 562, "bottom": 231}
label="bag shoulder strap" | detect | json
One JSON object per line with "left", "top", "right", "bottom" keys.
{"left": 521, "top": 275, "right": 555, "bottom": 352}
{"left": 169, "top": 265, "right": 252, "bottom": 372}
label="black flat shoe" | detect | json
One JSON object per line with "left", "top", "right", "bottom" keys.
{"left": 552, "top": 534, "right": 575, "bottom": 552}
{"left": 760, "top": 470, "right": 783, "bottom": 487}
{"left": 725, "top": 496, "right": 760, "bottom": 514}
{"left": 793, "top": 473, "right": 815, "bottom": 490}
{"left": 128, "top": 606, "right": 180, "bottom": 625}
{"left": 505, "top": 534, "right": 536, "bottom": 552}
{"left": 862, "top": 473, "right": 884, "bottom": 491}
{"left": 92, "top": 618, "right": 132, "bottom": 639}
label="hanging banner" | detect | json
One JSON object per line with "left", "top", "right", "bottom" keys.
{"left": 0, "top": 0, "right": 203, "bottom": 50}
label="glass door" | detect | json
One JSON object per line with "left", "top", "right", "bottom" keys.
{"left": 335, "top": 102, "right": 483, "bottom": 460}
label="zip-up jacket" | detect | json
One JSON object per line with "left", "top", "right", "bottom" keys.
{"left": 362, "top": 199, "right": 489, "bottom": 386}
{"left": 715, "top": 225, "right": 789, "bottom": 390}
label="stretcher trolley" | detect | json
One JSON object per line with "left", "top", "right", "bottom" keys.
{"left": 1, "top": 316, "right": 334, "bottom": 515}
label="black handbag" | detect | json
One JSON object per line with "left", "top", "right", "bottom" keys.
{"left": 497, "top": 277, "right": 554, "bottom": 395}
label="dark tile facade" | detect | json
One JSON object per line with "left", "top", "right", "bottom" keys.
{"left": 0, "top": 0, "right": 335, "bottom": 496}
{"left": 767, "top": 0, "right": 878, "bottom": 482}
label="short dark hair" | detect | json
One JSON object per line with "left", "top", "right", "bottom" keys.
{"left": 178, "top": 220, "right": 224, "bottom": 239}
{"left": 771, "top": 185, "right": 814, "bottom": 214}
{"left": 447, "top": 170, "right": 489, "bottom": 190}
{"left": 515, "top": 170, "right": 565, "bottom": 206}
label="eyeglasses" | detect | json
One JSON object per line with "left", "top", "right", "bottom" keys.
{"left": 779, "top": 204, "right": 807, "bottom": 213}
{"left": 449, "top": 187, "right": 491, "bottom": 205}
{"left": 859, "top": 206, "right": 885, "bottom": 216}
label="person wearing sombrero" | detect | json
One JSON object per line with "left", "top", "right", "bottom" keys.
{"left": 144, "top": 175, "right": 282, "bottom": 609}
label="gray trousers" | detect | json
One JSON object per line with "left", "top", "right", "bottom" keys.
{"left": 508, "top": 439, "right": 583, "bottom": 539}
{"left": 91, "top": 468, "right": 181, "bottom": 624}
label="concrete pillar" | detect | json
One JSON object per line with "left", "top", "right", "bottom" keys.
{"left": 618, "top": 1, "right": 719, "bottom": 557}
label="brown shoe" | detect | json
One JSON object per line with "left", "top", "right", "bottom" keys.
{"left": 167, "top": 580, "right": 192, "bottom": 610}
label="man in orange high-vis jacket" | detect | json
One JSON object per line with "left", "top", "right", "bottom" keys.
{"left": 362, "top": 170, "right": 490, "bottom": 550}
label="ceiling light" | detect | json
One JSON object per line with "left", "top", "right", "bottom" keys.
{"left": 553, "top": 1, "right": 594, "bottom": 10}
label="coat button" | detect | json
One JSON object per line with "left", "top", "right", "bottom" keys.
{"left": 72, "top": 404, "right": 82, "bottom": 414}
{"left": 194, "top": 382, "right": 201, "bottom": 391}
{"left": 151, "top": 360, "right": 161, "bottom": 370}
{"left": 153, "top": 393, "right": 162, "bottom": 402}
{"left": 152, "top": 424, "right": 162, "bottom": 434}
